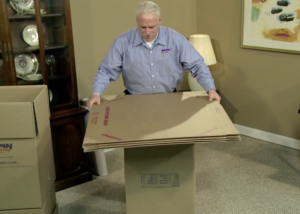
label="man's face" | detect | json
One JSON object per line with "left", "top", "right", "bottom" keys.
{"left": 137, "top": 12, "right": 161, "bottom": 42}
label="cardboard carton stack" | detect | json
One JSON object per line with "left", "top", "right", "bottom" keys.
{"left": 83, "top": 91, "right": 240, "bottom": 151}
{"left": 83, "top": 91, "right": 240, "bottom": 214}
{"left": 0, "top": 86, "right": 57, "bottom": 214}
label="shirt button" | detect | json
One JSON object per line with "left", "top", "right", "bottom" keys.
{"left": 153, "top": 86, "right": 156, "bottom": 88}
{"left": 150, "top": 51, "right": 152, "bottom": 54}
{"left": 151, "top": 63, "right": 153, "bottom": 65}
{"left": 152, "top": 75, "right": 154, "bottom": 78}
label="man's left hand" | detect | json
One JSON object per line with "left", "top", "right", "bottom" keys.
{"left": 208, "top": 89, "right": 221, "bottom": 102}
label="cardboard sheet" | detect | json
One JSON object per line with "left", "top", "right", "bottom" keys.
{"left": 83, "top": 92, "right": 240, "bottom": 151}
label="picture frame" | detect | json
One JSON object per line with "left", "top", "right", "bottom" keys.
{"left": 241, "top": 0, "right": 300, "bottom": 54}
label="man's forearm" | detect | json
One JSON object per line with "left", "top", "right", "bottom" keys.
{"left": 92, "top": 69, "right": 111, "bottom": 95}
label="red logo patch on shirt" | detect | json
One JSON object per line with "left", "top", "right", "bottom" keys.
{"left": 161, "top": 48, "right": 170, "bottom": 53}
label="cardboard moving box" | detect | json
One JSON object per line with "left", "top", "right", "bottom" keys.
{"left": 0, "top": 185, "right": 57, "bottom": 214}
{"left": 0, "top": 86, "right": 56, "bottom": 210}
{"left": 125, "top": 144, "right": 196, "bottom": 214}
{"left": 83, "top": 92, "right": 240, "bottom": 214}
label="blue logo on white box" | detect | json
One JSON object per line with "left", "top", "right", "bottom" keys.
{"left": 0, "top": 144, "right": 12, "bottom": 152}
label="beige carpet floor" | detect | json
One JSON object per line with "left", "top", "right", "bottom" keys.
{"left": 56, "top": 135, "right": 300, "bottom": 214}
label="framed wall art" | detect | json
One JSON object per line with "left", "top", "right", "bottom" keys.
{"left": 242, "top": 0, "right": 300, "bottom": 54}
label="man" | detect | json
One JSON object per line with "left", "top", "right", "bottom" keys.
{"left": 88, "top": 1, "right": 220, "bottom": 109}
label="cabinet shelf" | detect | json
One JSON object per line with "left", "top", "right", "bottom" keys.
{"left": 17, "top": 79, "right": 42, "bottom": 85}
{"left": 48, "top": 74, "right": 70, "bottom": 82}
{"left": 8, "top": 13, "right": 64, "bottom": 19}
{"left": 44, "top": 44, "right": 67, "bottom": 50}
{"left": 50, "top": 102, "right": 77, "bottom": 114}
{"left": 0, "top": 44, "right": 67, "bottom": 54}
{"left": 41, "top": 13, "right": 64, "bottom": 18}
{"left": 16, "top": 74, "right": 70, "bottom": 85}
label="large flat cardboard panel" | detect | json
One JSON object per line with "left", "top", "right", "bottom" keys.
{"left": 84, "top": 138, "right": 235, "bottom": 151}
{"left": 83, "top": 92, "right": 240, "bottom": 149}
{"left": 83, "top": 135, "right": 241, "bottom": 151}
{"left": 0, "top": 85, "right": 55, "bottom": 210}
{"left": 85, "top": 135, "right": 240, "bottom": 146}
{"left": 0, "top": 184, "right": 57, "bottom": 214}
{"left": 125, "top": 144, "right": 195, "bottom": 214}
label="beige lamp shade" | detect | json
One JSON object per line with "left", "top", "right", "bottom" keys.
{"left": 189, "top": 34, "right": 217, "bottom": 66}
{"left": 188, "top": 34, "right": 217, "bottom": 91}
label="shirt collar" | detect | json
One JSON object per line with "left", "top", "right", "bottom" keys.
{"left": 133, "top": 26, "right": 166, "bottom": 47}
{"left": 154, "top": 26, "right": 166, "bottom": 46}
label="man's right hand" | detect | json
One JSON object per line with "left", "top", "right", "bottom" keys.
{"left": 88, "top": 94, "right": 101, "bottom": 109}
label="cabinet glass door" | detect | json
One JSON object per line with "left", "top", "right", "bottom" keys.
{"left": 5, "top": 0, "right": 43, "bottom": 85}
{"left": 0, "top": 18, "right": 4, "bottom": 86}
{"left": 42, "top": 0, "right": 73, "bottom": 109}
{"left": 0, "top": 0, "right": 79, "bottom": 111}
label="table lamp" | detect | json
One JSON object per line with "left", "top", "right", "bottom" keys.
{"left": 188, "top": 34, "right": 217, "bottom": 91}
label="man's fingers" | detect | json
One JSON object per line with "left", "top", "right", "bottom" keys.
{"left": 210, "top": 96, "right": 221, "bottom": 102}
{"left": 96, "top": 98, "right": 101, "bottom": 105}
{"left": 88, "top": 100, "right": 93, "bottom": 109}
{"left": 208, "top": 90, "right": 221, "bottom": 102}
{"left": 88, "top": 95, "right": 101, "bottom": 109}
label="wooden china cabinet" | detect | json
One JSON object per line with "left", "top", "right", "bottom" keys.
{"left": 0, "top": 0, "right": 92, "bottom": 191}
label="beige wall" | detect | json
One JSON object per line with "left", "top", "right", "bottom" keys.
{"left": 70, "top": 0, "right": 197, "bottom": 98}
{"left": 70, "top": 0, "right": 300, "bottom": 140}
{"left": 197, "top": 0, "right": 300, "bottom": 139}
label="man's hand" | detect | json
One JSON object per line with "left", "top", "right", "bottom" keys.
{"left": 88, "top": 94, "right": 101, "bottom": 109}
{"left": 208, "top": 89, "right": 221, "bottom": 102}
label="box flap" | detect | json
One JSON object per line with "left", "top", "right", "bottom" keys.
{"left": 0, "top": 85, "right": 50, "bottom": 139}
{"left": 32, "top": 86, "right": 50, "bottom": 135}
{"left": 0, "top": 103, "right": 35, "bottom": 138}
{"left": 0, "top": 85, "right": 45, "bottom": 102}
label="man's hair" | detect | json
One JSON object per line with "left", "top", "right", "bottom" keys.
{"left": 136, "top": 1, "right": 160, "bottom": 18}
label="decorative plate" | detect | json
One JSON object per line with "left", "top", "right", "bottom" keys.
{"left": 10, "top": 0, "right": 34, "bottom": 14}
{"left": 23, "top": 73, "right": 42, "bottom": 81}
{"left": 14, "top": 53, "right": 39, "bottom": 79}
{"left": 22, "top": 25, "right": 39, "bottom": 46}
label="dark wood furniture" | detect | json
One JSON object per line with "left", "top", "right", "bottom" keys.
{"left": 0, "top": 0, "right": 92, "bottom": 191}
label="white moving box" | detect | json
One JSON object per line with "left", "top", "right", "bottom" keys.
{"left": 0, "top": 185, "right": 57, "bottom": 214}
{"left": 0, "top": 86, "right": 56, "bottom": 211}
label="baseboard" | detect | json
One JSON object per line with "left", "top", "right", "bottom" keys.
{"left": 235, "top": 124, "right": 300, "bottom": 150}
{"left": 104, "top": 125, "right": 300, "bottom": 153}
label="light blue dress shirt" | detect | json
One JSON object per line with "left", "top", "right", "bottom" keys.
{"left": 93, "top": 26, "right": 216, "bottom": 95}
